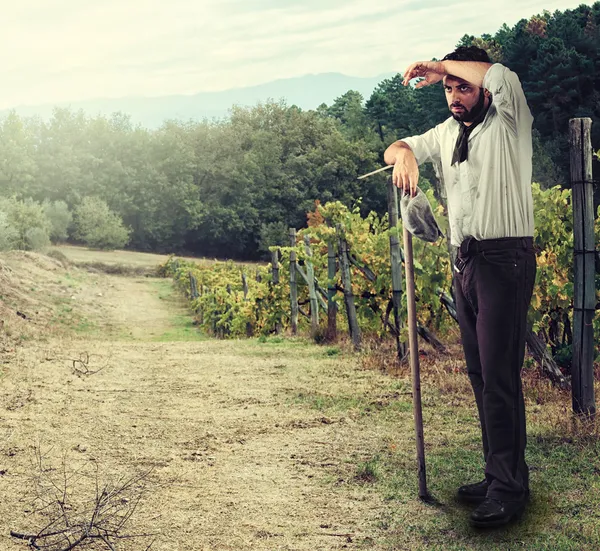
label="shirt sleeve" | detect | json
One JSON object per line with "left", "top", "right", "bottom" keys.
{"left": 483, "top": 63, "right": 533, "bottom": 136}
{"left": 401, "top": 125, "right": 442, "bottom": 166}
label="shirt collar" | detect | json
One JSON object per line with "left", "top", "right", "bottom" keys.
{"left": 449, "top": 107, "right": 492, "bottom": 140}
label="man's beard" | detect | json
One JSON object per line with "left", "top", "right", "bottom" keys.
{"left": 451, "top": 89, "right": 486, "bottom": 122}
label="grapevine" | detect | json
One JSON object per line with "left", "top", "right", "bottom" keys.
{"left": 160, "top": 186, "right": 600, "bottom": 368}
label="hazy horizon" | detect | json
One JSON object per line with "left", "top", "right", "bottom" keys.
{"left": 3, "top": 0, "right": 590, "bottom": 109}
{"left": 6, "top": 70, "right": 395, "bottom": 109}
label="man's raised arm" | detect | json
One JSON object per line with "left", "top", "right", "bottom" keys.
{"left": 441, "top": 61, "right": 492, "bottom": 88}
{"left": 402, "top": 60, "right": 492, "bottom": 89}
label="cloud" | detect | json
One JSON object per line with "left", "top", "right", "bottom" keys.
{"left": 0, "top": 0, "right": 590, "bottom": 108}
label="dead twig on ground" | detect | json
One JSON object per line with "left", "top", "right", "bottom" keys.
{"left": 11, "top": 447, "right": 156, "bottom": 550}
{"left": 43, "top": 351, "right": 110, "bottom": 377}
{"left": 70, "top": 352, "right": 105, "bottom": 378}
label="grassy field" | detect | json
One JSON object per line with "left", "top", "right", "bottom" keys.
{"left": 308, "top": 360, "right": 600, "bottom": 550}
{"left": 51, "top": 244, "right": 210, "bottom": 268}
{"left": 51, "top": 244, "right": 261, "bottom": 270}
{"left": 1, "top": 247, "right": 599, "bottom": 550}
{"left": 51, "top": 243, "right": 181, "bottom": 267}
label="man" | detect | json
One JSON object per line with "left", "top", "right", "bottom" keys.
{"left": 384, "top": 46, "right": 536, "bottom": 528}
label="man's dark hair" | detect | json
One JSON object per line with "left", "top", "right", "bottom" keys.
{"left": 442, "top": 46, "right": 491, "bottom": 63}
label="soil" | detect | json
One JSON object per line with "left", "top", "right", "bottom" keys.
{"left": 0, "top": 253, "right": 392, "bottom": 550}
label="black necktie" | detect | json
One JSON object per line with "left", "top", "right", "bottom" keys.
{"left": 451, "top": 104, "right": 489, "bottom": 166}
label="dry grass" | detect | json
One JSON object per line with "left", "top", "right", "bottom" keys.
{"left": 363, "top": 334, "right": 600, "bottom": 436}
{"left": 0, "top": 252, "right": 73, "bottom": 352}
{"left": 51, "top": 245, "right": 263, "bottom": 271}
{"left": 51, "top": 245, "right": 201, "bottom": 269}
{"left": 0, "top": 251, "right": 389, "bottom": 550}
{"left": 74, "top": 261, "right": 159, "bottom": 277}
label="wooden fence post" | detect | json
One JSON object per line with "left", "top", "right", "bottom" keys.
{"left": 241, "top": 272, "right": 254, "bottom": 336}
{"left": 241, "top": 272, "right": 249, "bottom": 301}
{"left": 387, "top": 178, "right": 407, "bottom": 359}
{"left": 304, "top": 235, "right": 319, "bottom": 338}
{"left": 289, "top": 228, "right": 299, "bottom": 335}
{"left": 189, "top": 272, "right": 199, "bottom": 299}
{"left": 337, "top": 225, "right": 361, "bottom": 350}
{"left": 198, "top": 284, "right": 204, "bottom": 325}
{"left": 569, "top": 117, "right": 596, "bottom": 416}
{"left": 224, "top": 284, "right": 232, "bottom": 338}
{"left": 211, "top": 291, "right": 217, "bottom": 336}
{"left": 326, "top": 240, "right": 338, "bottom": 342}
{"left": 271, "top": 249, "right": 282, "bottom": 335}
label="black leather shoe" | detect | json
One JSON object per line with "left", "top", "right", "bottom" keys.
{"left": 470, "top": 497, "right": 527, "bottom": 528}
{"left": 456, "top": 479, "right": 489, "bottom": 503}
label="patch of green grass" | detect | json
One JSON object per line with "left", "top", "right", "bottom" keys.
{"left": 339, "top": 395, "right": 600, "bottom": 551}
{"left": 292, "top": 389, "right": 412, "bottom": 417}
{"left": 294, "top": 391, "right": 364, "bottom": 412}
{"left": 143, "top": 280, "right": 207, "bottom": 342}
{"left": 238, "top": 337, "right": 324, "bottom": 359}
{"left": 346, "top": 431, "right": 600, "bottom": 550}
{"left": 51, "top": 296, "right": 74, "bottom": 307}
{"left": 151, "top": 280, "right": 175, "bottom": 301}
{"left": 61, "top": 272, "right": 83, "bottom": 288}
{"left": 257, "top": 335, "right": 300, "bottom": 345}
{"left": 48, "top": 301, "right": 99, "bottom": 336}
{"left": 151, "top": 315, "right": 206, "bottom": 342}
{"left": 356, "top": 456, "right": 382, "bottom": 484}
{"left": 73, "top": 318, "right": 98, "bottom": 334}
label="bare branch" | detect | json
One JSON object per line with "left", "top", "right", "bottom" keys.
{"left": 12, "top": 448, "right": 156, "bottom": 551}
{"left": 70, "top": 352, "right": 105, "bottom": 377}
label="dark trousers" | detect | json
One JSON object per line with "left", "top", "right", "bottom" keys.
{"left": 453, "top": 236, "right": 537, "bottom": 501}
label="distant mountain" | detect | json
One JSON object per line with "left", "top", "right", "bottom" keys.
{"left": 3, "top": 72, "right": 396, "bottom": 128}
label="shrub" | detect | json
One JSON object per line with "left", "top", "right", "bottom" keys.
{"left": 43, "top": 200, "right": 72, "bottom": 243}
{"left": 0, "top": 210, "right": 18, "bottom": 251}
{"left": 72, "top": 197, "right": 131, "bottom": 250}
{"left": 25, "top": 227, "right": 50, "bottom": 251}
{"left": 0, "top": 197, "right": 51, "bottom": 251}
{"left": 46, "top": 249, "right": 70, "bottom": 266}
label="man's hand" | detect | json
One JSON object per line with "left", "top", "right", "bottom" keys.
{"left": 387, "top": 143, "right": 419, "bottom": 197}
{"left": 403, "top": 61, "right": 447, "bottom": 88}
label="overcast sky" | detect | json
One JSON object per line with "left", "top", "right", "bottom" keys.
{"left": 0, "top": 0, "right": 591, "bottom": 108}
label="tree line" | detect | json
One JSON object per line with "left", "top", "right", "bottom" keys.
{"left": 0, "top": 3, "right": 598, "bottom": 258}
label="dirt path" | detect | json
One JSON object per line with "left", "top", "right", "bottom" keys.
{"left": 0, "top": 272, "right": 395, "bottom": 550}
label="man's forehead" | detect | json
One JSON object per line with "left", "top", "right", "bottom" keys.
{"left": 443, "top": 75, "right": 470, "bottom": 86}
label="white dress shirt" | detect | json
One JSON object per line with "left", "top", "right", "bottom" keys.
{"left": 401, "top": 63, "right": 534, "bottom": 247}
